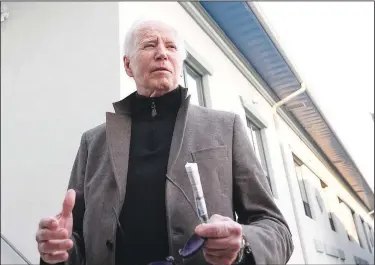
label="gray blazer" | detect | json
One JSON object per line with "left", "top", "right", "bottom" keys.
{"left": 56, "top": 88, "right": 293, "bottom": 265}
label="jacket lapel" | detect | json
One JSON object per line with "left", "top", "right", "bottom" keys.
{"left": 167, "top": 89, "right": 190, "bottom": 175}
{"left": 106, "top": 112, "right": 131, "bottom": 210}
{"left": 106, "top": 93, "right": 134, "bottom": 210}
{"left": 165, "top": 89, "right": 191, "bottom": 258}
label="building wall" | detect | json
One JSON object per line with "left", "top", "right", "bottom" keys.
{"left": 1, "top": 2, "right": 121, "bottom": 263}
{"left": 284, "top": 115, "right": 375, "bottom": 264}
{"left": 1, "top": 2, "right": 373, "bottom": 264}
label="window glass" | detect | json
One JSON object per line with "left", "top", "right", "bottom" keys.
{"left": 183, "top": 63, "right": 205, "bottom": 106}
{"left": 246, "top": 119, "right": 272, "bottom": 193}
{"left": 293, "top": 157, "right": 313, "bottom": 218}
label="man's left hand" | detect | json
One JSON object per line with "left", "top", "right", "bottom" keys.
{"left": 195, "top": 214, "right": 243, "bottom": 265}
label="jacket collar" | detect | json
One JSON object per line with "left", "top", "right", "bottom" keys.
{"left": 112, "top": 85, "right": 189, "bottom": 116}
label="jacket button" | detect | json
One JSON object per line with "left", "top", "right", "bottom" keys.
{"left": 106, "top": 240, "right": 114, "bottom": 251}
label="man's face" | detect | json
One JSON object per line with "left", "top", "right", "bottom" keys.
{"left": 124, "top": 22, "right": 183, "bottom": 97}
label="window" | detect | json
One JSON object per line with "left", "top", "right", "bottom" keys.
{"left": 182, "top": 62, "right": 205, "bottom": 106}
{"left": 315, "top": 193, "right": 324, "bottom": 213}
{"left": 246, "top": 118, "right": 271, "bottom": 192}
{"left": 240, "top": 97, "right": 274, "bottom": 196}
{"left": 360, "top": 217, "right": 372, "bottom": 253}
{"left": 293, "top": 156, "right": 313, "bottom": 219}
{"left": 319, "top": 180, "right": 336, "bottom": 232}
{"left": 354, "top": 256, "right": 370, "bottom": 265}
{"left": 369, "top": 226, "right": 374, "bottom": 247}
{"left": 347, "top": 230, "right": 354, "bottom": 241}
{"left": 182, "top": 44, "right": 212, "bottom": 107}
{"left": 351, "top": 210, "right": 365, "bottom": 248}
{"left": 351, "top": 210, "right": 364, "bottom": 248}
{"left": 338, "top": 197, "right": 354, "bottom": 240}
{"left": 340, "top": 202, "right": 362, "bottom": 245}
{"left": 328, "top": 212, "right": 336, "bottom": 232}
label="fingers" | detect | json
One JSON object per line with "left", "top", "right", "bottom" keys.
{"left": 61, "top": 189, "right": 76, "bottom": 218}
{"left": 38, "top": 190, "right": 76, "bottom": 264}
{"left": 195, "top": 217, "right": 242, "bottom": 238}
{"left": 39, "top": 239, "right": 73, "bottom": 254}
{"left": 202, "top": 236, "right": 241, "bottom": 264}
{"left": 195, "top": 214, "right": 243, "bottom": 265}
{"left": 36, "top": 224, "right": 73, "bottom": 263}
{"left": 204, "top": 247, "right": 236, "bottom": 257}
{"left": 204, "top": 236, "right": 242, "bottom": 250}
{"left": 36, "top": 228, "right": 69, "bottom": 242}
{"left": 39, "top": 216, "right": 59, "bottom": 230}
{"left": 41, "top": 251, "right": 69, "bottom": 264}
{"left": 204, "top": 251, "right": 237, "bottom": 265}
{"left": 208, "top": 214, "right": 232, "bottom": 223}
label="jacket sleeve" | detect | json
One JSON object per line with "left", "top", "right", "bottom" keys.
{"left": 40, "top": 133, "right": 88, "bottom": 265}
{"left": 232, "top": 114, "right": 294, "bottom": 264}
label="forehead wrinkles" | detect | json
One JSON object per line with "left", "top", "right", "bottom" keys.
{"left": 135, "top": 26, "right": 177, "bottom": 46}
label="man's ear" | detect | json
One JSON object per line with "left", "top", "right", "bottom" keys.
{"left": 123, "top": 56, "right": 133, "bottom": 77}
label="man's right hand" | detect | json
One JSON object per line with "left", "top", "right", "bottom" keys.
{"left": 36, "top": 189, "right": 76, "bottom": 264}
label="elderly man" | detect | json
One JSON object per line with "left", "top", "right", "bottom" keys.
{"left": 36, "top": 20, "right": 294, "bottom": 265}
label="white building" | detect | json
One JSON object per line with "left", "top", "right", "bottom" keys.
{"left": 1, "top": 2, "right": 374, "bottom": 264}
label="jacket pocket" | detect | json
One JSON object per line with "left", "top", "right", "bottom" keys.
{"left": 191, "top": 145, "right": 228, "bottom": 162}
{"left": 189, "top": 146, "right": 232, "bottom": 217}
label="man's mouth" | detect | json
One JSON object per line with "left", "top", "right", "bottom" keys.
{"left": 152, "top": 67, "right": 171, "bottom": 73}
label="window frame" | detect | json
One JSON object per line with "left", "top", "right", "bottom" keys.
{"left": 338, "top": 197, "right": 354, "bottom": 240}
{"left": 319, "top": 180, "right": 337, "bottom": 232}
{"left": 328, "top": 212, "right": 336, "bottom": 232}
{"left": 182, "top": 62, "right": 206, "bottom": 107}
{"left": 182, "top": 42, "right": 213, "bottom": 108}
{"left": 368, "top": 225, "right": 374, "bottom": 247}
{"left": 360, "top": 217, "right": 372, "bottom": 253}
{"left": 240, "top": 97, "right": 276, "bottom": 197}
{"left": 293, "top": 155, "right": 313, "bottom": 219}
{"left": 351, "top": 210, "right": 365, "bottom": 248}
{"left": 246, "top": 118, "right": 272, "bottom": 193}
{"left": 340, "top": 198, "right": 364, "bottom": 247}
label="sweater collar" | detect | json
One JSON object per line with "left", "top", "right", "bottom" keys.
{"left": 112, "top": 85, "right": 188, "bottom": 116}
{"left": 131, "top": 87, "right": 181, "bottom": 119}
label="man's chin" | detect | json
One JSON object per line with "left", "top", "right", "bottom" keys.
{"left": 149, "top": 81, "right": 176, "bottom": 97}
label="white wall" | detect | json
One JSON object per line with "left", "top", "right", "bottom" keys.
{"left": 1, "top": 2, "right": 121, "bottom": 263}
{"left": 1, "top": 238, "right": 28, "bottom": 264}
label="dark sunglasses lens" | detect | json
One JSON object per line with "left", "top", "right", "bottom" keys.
{"left": 178, "top": 233, "right": 206, "bottom": 258}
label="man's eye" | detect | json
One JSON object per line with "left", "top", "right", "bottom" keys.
{"left": 144, "top": 44, "right": 155, "bottom": 48}
{"left": 168, "top": 45, "right": 177, "bottom": 50}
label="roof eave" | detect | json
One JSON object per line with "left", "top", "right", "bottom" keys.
{"left": 247, "top": 2, "right": 374, "bottom": 208}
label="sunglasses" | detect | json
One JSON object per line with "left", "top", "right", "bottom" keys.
{"left": 112, "top": 174, "right": 207, "bottom": 265}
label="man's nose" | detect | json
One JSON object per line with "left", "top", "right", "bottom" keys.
{"left": 155, "top": 45, "right": 168, "bottom": 60}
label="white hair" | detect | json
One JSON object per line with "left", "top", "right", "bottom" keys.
{"left": 122, "top": 19, "right": 187, "bottom": 61}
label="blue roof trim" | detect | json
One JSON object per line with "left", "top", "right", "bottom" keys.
{"left": 200, "top": 2, "right": 300, "bottom": 94}
{"left": 200, "top": 1, "right": 373, "bottom": 211}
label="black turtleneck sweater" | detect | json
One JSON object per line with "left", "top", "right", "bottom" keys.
{"left": 115, "top": 88, "right": 181, "bottom": 265}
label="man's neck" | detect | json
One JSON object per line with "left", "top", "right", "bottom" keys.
{"left": 136, "top": 86, "right": 177, "bottom": 98}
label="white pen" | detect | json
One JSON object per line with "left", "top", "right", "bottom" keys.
{"left": 185, "top": 162, "right": 209, "bottom": 223}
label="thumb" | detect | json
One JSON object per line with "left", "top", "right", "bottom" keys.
{"left": 61, "top": 189, "right": 76, "bottom": 218}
